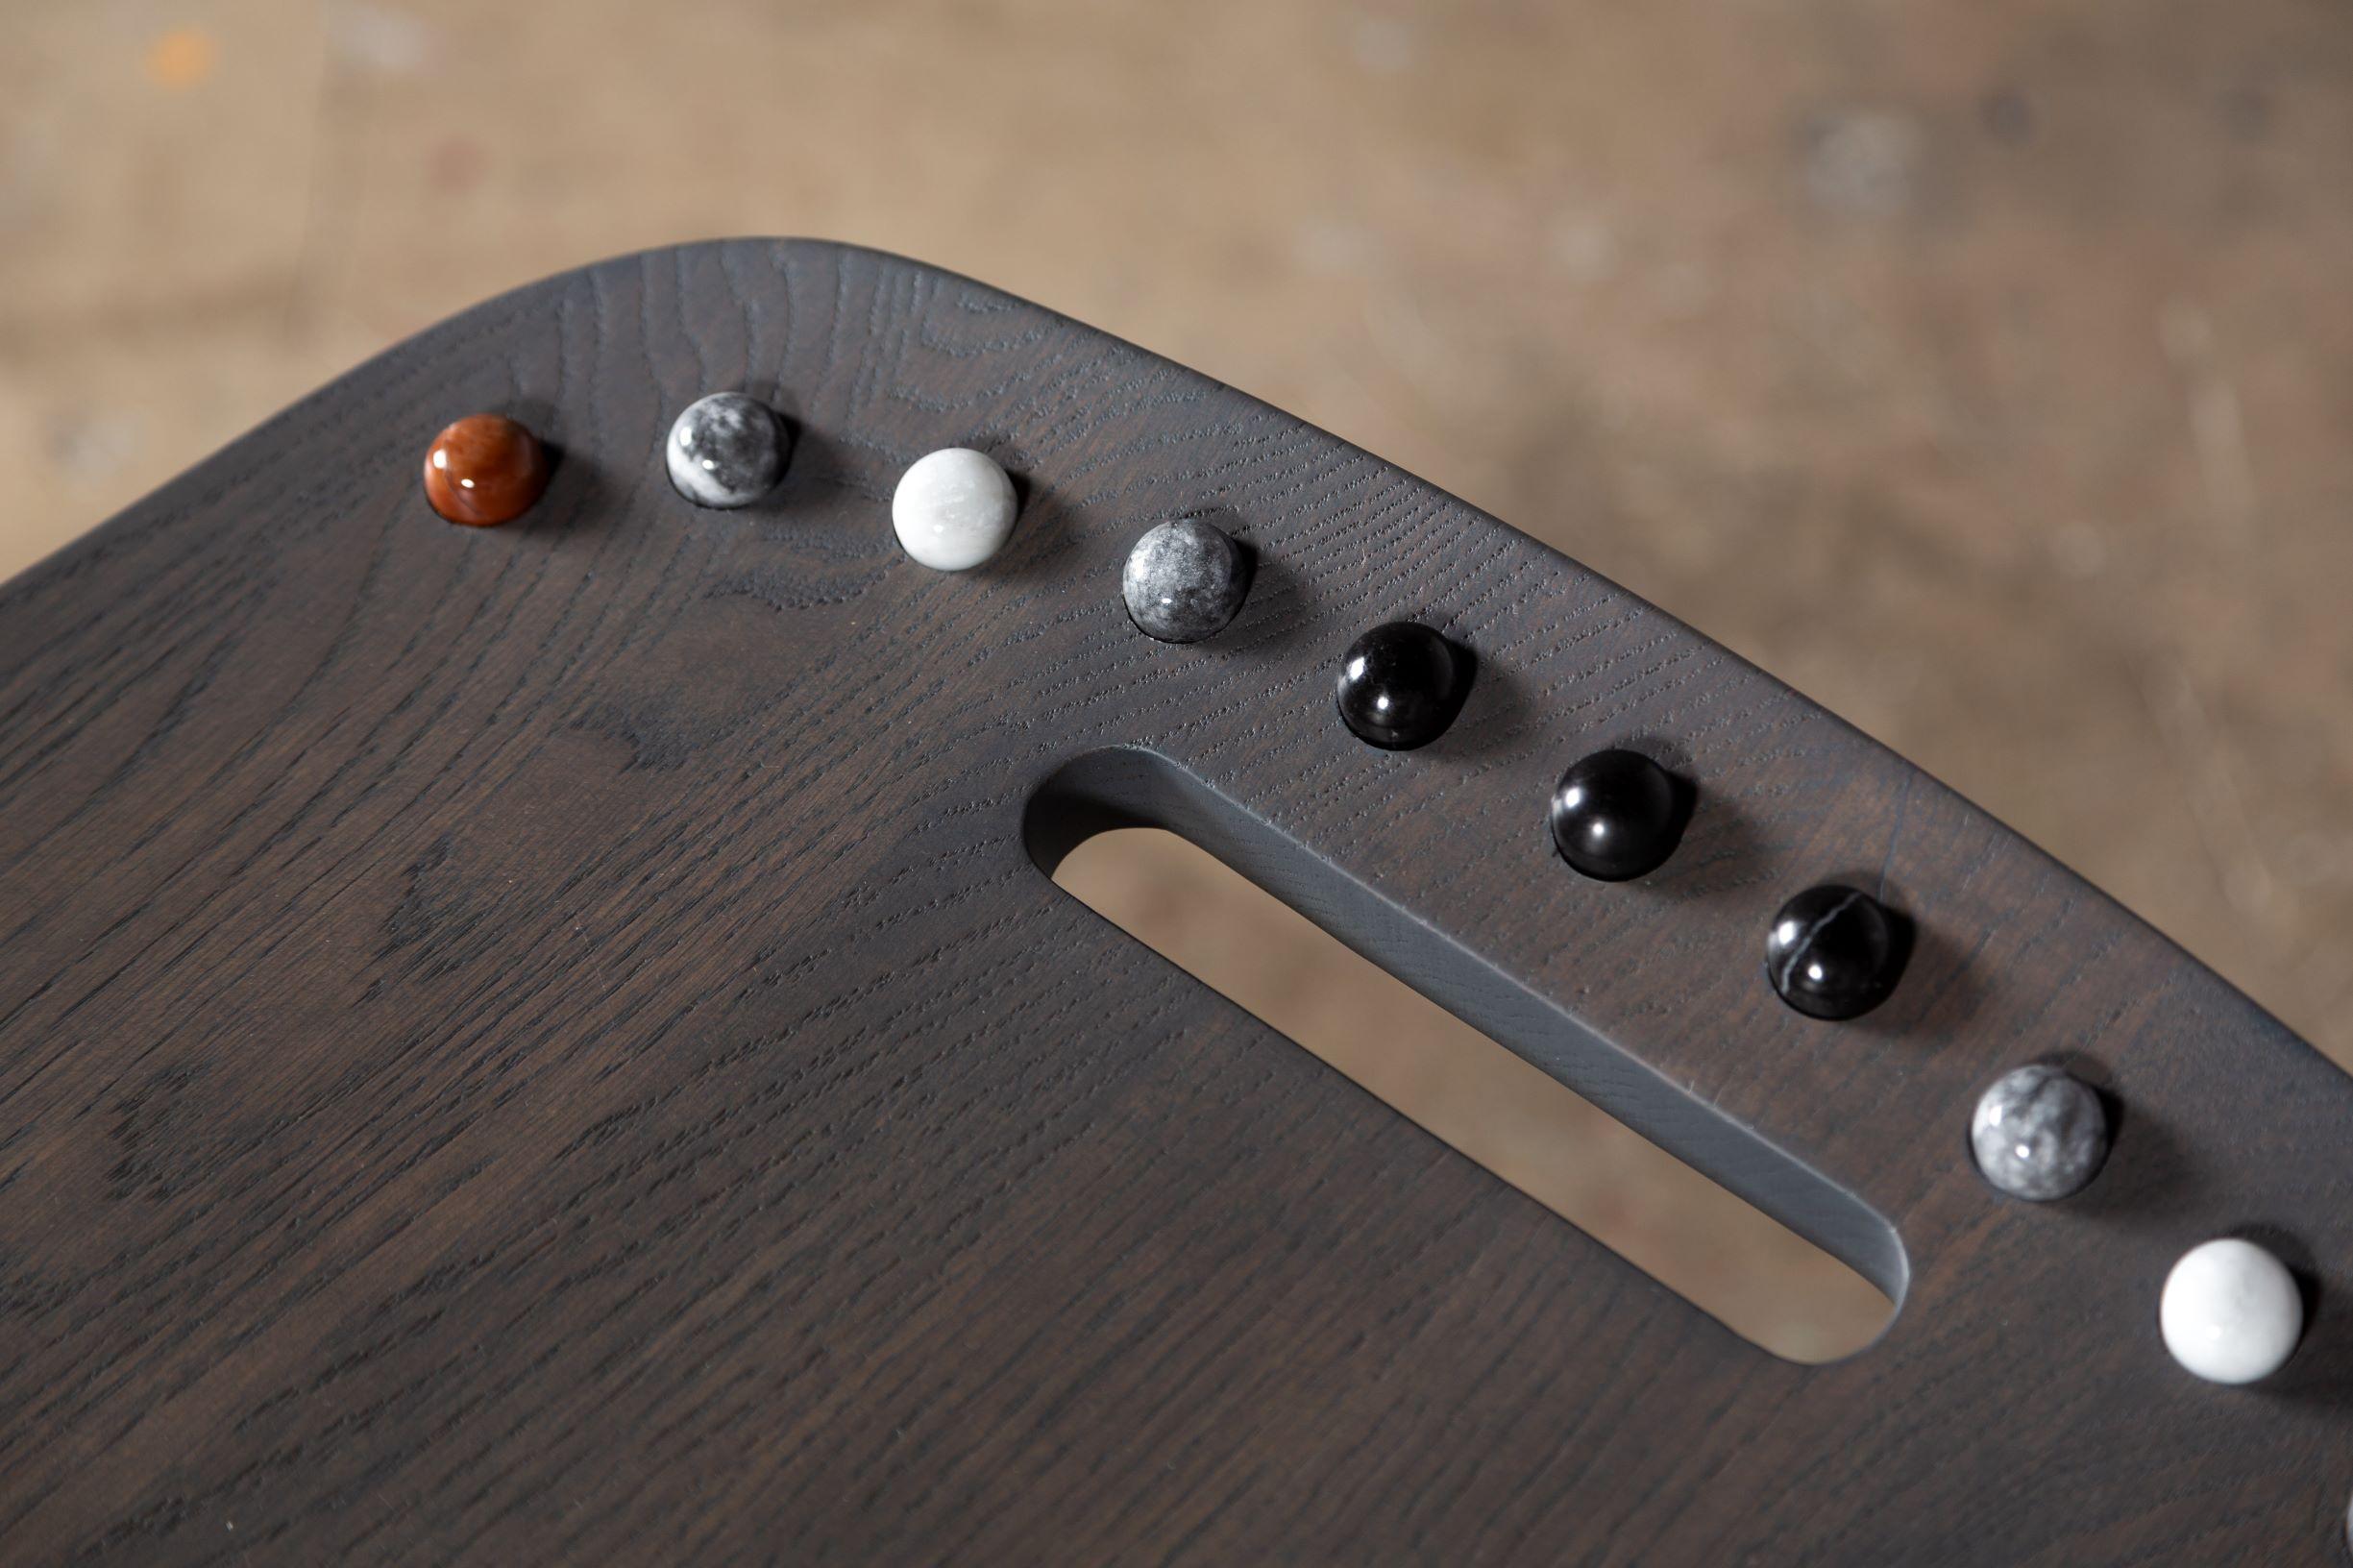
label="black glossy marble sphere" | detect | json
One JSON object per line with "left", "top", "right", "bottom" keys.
{"left": 667, "top": 392, "right": 789, "bottom": 508}
{"left": 1765, "top": 883, "right": 1902, "bottom": 1019}
{"left": 1335, "top": 622, "right": 1468, "bottom": 750}
{"left": 1549, "top": 748, "right": 1684, "bottom": 881}
{"left": 1122, "top": 518, "right": 1249, "bottom": 642}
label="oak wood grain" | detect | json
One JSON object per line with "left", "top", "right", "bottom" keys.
{"left": 0, "top": 239, "right": 2346, "bottom": 1564}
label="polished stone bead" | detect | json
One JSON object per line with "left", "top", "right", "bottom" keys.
{"left": 2161, "top": 1237, "right": 2303, "bottom": 1384}
{"left": 667, "top": 392, "right": 788, "bottom": 508}
{"left": 1549, "top": 748, "right": 1685, "bottom": 881}
{"left": 1336, "top": 622, "right": 1468, "bottom": 750}
{"left": 1122, "top": 518, "right": 1249, "bottom": 643}
{"left": 422, "top": 414, "right": 548, "bottom": 527}
{"left": 1764, "top": 883, "right": 1901, "bottom": 1019}
{"left": 1970, "top": 1065, "right": 2109, "bottom": 1200}
{"left": 892, "top": 447, "right": 1017, "bottom": 570}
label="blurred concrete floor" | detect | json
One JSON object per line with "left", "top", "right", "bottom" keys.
{"left": 3, "top": 0, "right": 2350, "bottom": 1348}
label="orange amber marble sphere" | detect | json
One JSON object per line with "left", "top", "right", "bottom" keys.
{"left": 422, "top": 414, "right": 549, "bottom": 526}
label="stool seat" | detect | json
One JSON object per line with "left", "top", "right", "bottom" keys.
{"left": 0, "top": 240, "right": 2343, "bottom": 1565}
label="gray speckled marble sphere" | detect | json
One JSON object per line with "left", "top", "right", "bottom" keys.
{"left": 1121, "top": 518, "right": 1249, "bottom": 643}
{"left": 667, "top": 393, "right": 788, "bottom": 508}
{"left": 1970, "top": 1065, "right": 2109, "bottom": 1200}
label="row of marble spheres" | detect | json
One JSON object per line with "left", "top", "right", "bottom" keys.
{"left": 416, "top": 396, "right": 2311, "bottom": 1391}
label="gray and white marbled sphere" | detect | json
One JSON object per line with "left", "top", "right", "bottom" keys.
{"left": 667, "top": 393, "right": 789, "bottom": 508}
{"left": 1970, "top": 1064, "right": 2110, "bottom": 1200}
{"left": 1121, "top": 518, "right": 1249, "bottom": 643}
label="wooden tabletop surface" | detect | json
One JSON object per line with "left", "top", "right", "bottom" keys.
{"left": 2, "top": 237, "right": 2347, "bottom": 1563}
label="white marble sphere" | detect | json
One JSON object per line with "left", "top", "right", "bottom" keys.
{"left": 892, "top": 448, "right": 1017, "bottom": 571}
{"left": 2159, "top": 1237, "right": 2303, "bottom": 1384}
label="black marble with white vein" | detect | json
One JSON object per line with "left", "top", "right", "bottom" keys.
{"left": 1970, "top": 1064, "right": 2110, "bottom": 1200}
{"left": 1121, "top": 517, "right": 1249, "bottom": 642}
{"left": 1763, "top": 883, "right": 1901, "bottom": 1019}
{"left": 667, "top": 392, "right": 789, "bottom": 508}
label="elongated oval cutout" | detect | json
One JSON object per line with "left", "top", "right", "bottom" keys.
{"left": 1047, "top": 819, "right": 1896, "bottom": 1363}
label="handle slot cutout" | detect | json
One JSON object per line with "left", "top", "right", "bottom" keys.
{"left": 1028, "top": 747, "right": 1900, "bottom": 1363}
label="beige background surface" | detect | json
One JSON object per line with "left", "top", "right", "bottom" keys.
{"left": 4, "top": 0, "right": 2349, "bottom": 1349}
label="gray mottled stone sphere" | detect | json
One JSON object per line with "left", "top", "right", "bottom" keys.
{"left": 1970, "top": 1065, "right": 2109, "bottom": 1200}
{"left": 667, "top": 393, "right": 788, "bottom": 508}
{"left": 1121, "top": 518, "right": 1249, "bottom": 643}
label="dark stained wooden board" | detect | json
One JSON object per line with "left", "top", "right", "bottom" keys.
{"left": 0, "top": 239, "right": 2346, "bottom": 1564}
